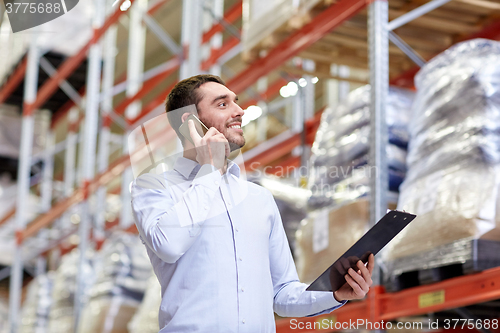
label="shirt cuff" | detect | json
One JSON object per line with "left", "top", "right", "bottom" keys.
{"left": 306, "top": 292, "right": 348, "bottom": 317}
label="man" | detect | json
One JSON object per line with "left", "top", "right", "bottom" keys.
{"left": 131, "top": 74, "right": 374, "bottom": 332}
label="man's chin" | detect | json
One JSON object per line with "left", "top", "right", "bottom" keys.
{"left": 229, "top": 141, "right": 244, "bottom": 152}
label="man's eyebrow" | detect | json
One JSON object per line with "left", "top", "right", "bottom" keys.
{"left": 212, "top": 94, "right": 229, "bottom": 104}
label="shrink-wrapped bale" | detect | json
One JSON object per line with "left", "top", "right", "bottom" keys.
{"left": 20, "top": 272, "right": 54, "bottom": 333}
{"left": 404, "top": 39, "right": 500, "bottom": 185}
{"left": 308, "top": 85, "right": 413, "bottom": 209}
{"left": 385, "top": 39, "right": 500, "bottom": 261}
{"left": 128, "top": 276, "right": 162, "bottom": 333}
{"left": 48, "top": 250, "right": 95, "bottom": 333}
{"left": 77, "top": 232, "right": 152, "bottom": 333}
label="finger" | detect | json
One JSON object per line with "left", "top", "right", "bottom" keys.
{"left": 348, "top": 268, "right": 369, "bottom": 293}
{"left": 367, "top": 253, "right": 375, "bottom": 275}
{"left": 203, "top": 127, "right": 220, "bottom": 139}
{"left": 345, "top": 274, "right": 363, "bottom": 297}
{"left": 207, "top": 133, "right": 228, "bottom": 144}
{"left": 356, "top": 261, "right": 373, "bottom": 287}
{"left": 187, "top": 120, "right": 202, "bottom": 144}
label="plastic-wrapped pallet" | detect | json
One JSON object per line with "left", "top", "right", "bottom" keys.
{"left": 77, "top": 232, "right": 152, "bottom": 333}
{"left": 128, "top": 276, "right": 161, "bottom": 333}
{"left": 20, "top": 272, "right": 54, "bottom": 333}
{"left": 48, "top": 249, "right": 95, "bottom": 333}
{"left": 308, "top": 85, "right": 413, "bottom": 209}
{"left": 384, "top": 39, "right": 500, "bottom": 261}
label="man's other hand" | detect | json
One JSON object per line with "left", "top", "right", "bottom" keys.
{"left": 333, "top": 253, "right": 374, "bottom": 302}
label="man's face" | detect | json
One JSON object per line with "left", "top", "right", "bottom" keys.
{"left": 196, "top": 82, "right": 245, "bottom": 150}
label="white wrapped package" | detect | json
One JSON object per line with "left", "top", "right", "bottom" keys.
{"left": 20, "top": 272, "right": 54, "bottom": 333}
{"left": 385, "top": 164, "right": 500, "bottom": 260}
{"left": 405, "top": 39, "right": 500, "bottom": 185}
{"left": 128, "top": 276, "right": 162, "bottom": 333}
{"left": 385, "top": 39, "right": 500, "bottom": 260}
{"left": 48, "top": 250, "right": 95, "bottom": 333}
{"left": 77, "top": 232, "right": 152, "bottom": 333}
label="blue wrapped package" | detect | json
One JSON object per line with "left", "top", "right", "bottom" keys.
{"left": 308, "top": 85, "right": 413, "bottom": 209}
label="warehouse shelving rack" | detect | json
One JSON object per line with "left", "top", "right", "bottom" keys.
{"left": 1, "top": 0, "right": 500, "bottom": 332}
{"left": 276, "top": 267, "right": 500, "bottom": 333}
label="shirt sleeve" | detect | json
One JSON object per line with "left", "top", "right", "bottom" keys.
{"left": 268, "top": 192, "right": 347, "bottom": 318}
{"left": 131, "top": 164, "right": 222, "bottom": 264}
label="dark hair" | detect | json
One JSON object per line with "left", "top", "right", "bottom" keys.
{"left": 165, "top": 74, "right": 226, "bottom": 143}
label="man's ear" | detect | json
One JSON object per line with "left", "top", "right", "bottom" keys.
{"left": 181, "top": 112, "right": 191, "bottom": 123}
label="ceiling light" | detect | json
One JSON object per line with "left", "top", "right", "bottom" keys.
{"left": 280, "top": 86, "right": 290, "bottom": 98}
{"left": 120, "top": 0, "right": 131, "bottom": 11}
{"left": 298, "top": 78, "right": 307, "bottom": 87}
{"left": 287, "top": 81, "right": 298, "bottom": 96}
{"left": 242, "top": 105, "right": 263, "bottom": 126}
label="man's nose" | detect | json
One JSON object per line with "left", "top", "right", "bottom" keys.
{"left": 233, "top": 102, "right": 244, "bottom": 117}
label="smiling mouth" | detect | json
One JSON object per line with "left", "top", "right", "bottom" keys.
{"left": 228, "top": 124, "right": 241, "bottom": 129}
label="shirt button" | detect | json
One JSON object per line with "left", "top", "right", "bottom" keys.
{"left": 204, "top": 206, "right": 209, "bottom": 210}
{"left": 235, "top": 228, "right": 239, "bottom": 232}
{"left": 239, "top": 257, "right": 242, "bottom": 261}
{"left": 241, "top": 287, "right": 244, "bottom": 292}
{"left": 214, "top": 180, "right": 219, "bottom": 185}
{"left": 242, "top": 319, "right": 245, "bottom": 324}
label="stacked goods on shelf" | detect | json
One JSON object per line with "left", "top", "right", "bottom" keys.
{"left": 77, "top": 232, "right": 152, "bottom": 333}
{"left": 296, "top": 199, "right": 368, "bottom": 284}
{"left": 128, "top": 276, "right": 161, "bottom": 333}
{"left": 20, "top": 272, "right": 54, "bottom": 333}
{"left": 0, "top": 296, "right": 7, "bottom": 333}
{"left": 296, "top": 199, "right": 398, "bottom": 284}
{"left": 48, "top": 250, "right": 95, "bottom": 333}
{"left": 307, "top": 85, "right": 413, "bottom": 210}
{"left": 295, "top": 86, "right": 412, "bottom": 283}
{"left": 384, "top": 39, "right": 500, "bottom": 263}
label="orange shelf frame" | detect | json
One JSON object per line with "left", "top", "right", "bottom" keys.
{"left": 276, "top": 267, "right": 500, "bottom": 333}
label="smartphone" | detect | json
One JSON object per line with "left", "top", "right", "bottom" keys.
{"left": 178, "top": 114, "right": 209, "bottom": 145}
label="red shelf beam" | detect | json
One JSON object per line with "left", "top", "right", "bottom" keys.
{"left": 243, "top": 107, "right": 323, "bottom": 172}
{"left": 20, "top": 125, "right": 177, "bottom": 242}
{"left": 201, "top": 0, "right": 242, "bottom": 44}
{"left": 276, "top": 267, "right": 500, "bottom": 333}
{"left": 391, "top": 19, "right": 500, "bottom": 88}
{"left": 226, "top": 0, "right": 373, "bottom": 94}
{"left": 0, "top": 57, "right": 27, "bottom": 104}
{"left": 23, "top": 0, "right": 133, "bottom": 116}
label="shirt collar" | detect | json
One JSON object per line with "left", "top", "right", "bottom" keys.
{"left": 173, "top": 157, "right": 200, "bottom": 179}
{"left": 227, "top": 159, "right": 241, "bottom": 178}
{"left": 173, "top": 157, "right": 241, "bottom": 179}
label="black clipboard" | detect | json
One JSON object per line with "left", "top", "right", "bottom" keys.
{"left": 306, "top": 210, "right": 416, "bottom": 292}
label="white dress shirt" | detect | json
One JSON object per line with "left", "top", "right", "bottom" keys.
{"left": 131, "top": 157, "right": 345, "bottom": 333}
